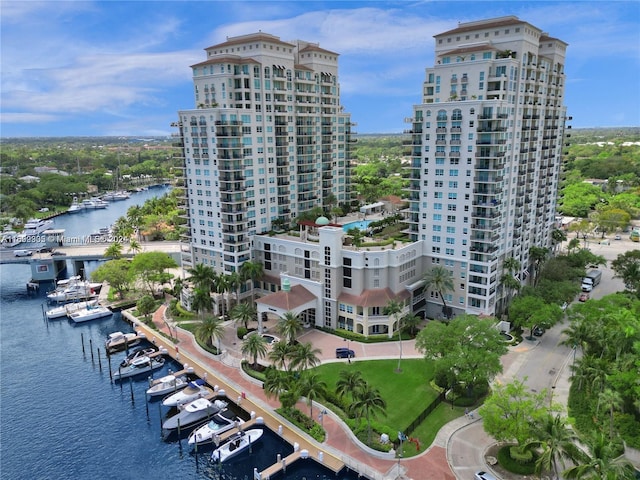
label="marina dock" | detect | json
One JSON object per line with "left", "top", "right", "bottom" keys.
{"left": 125, "top": 310, "right": 346, "bottom": 476}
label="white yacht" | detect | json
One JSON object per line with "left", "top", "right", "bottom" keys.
{"left": 105, "top": 331, "right": 144, "bottom": 353}
{"left": 67, "top": 197, "right": 83, "bottom": 214}
{"left": 68, "top": 305, "right": 112, "bottom": 323}
{"left": 210, "top": 429, "right": 264, "bottom": 463}
{"left": 146, "top": 374, "right": 189, "bottom": 398}
{"left": 1, "top": 229, "right": 22, "bottom": 247}
{"left": 45, "top": 299, "right": 99, "bottom": 320}
{"left": 162, "top": 379, "right": 212, "bottom": 407}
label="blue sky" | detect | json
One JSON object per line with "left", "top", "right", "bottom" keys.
{"left": 1, "top": 1, "right": 639, "bottom": 137}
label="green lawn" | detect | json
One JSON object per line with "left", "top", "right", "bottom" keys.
{"left": 313, "top": 358, "right": 441, "bottom": 433}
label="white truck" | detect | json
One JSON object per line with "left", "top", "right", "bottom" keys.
{"left": 581, "top": 269, "right": 602, "bottom": 292}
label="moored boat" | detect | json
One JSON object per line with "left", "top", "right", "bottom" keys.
{"left": 162, "top": 398, "right": 227, "bottom": 433}
{"left": 146, "top": 374, "right": 189, "bottom": 398}
{"left": 210, "top": 429, "right": 264, "bottom": 463}
{"left": 113, "top": 355, "right": 165, "bottom": 381}
{"left": 162, "top": 378, "right": 212, "bottom": 407}
{"left": 188, "top": 409, "right": 243, "bottom": 445}
{"left": 20, "top": 218, "right": 54, "bottom": 237}
{"left": 47, "top": 279, "right": 102, "bottom": 303}
{"left": 119, "top": 347, "right": 157, "bottom": 368}
{"left": 45, "top": 299, "right": 98, "bottom": 319}
{"left": 105, "top": 331, "right": 145, "bottom": 353}
{"left": 68, "top": 305, "right": 112, "bottom": 323}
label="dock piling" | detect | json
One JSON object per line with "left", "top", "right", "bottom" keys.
{"left": 129, "top": 377, "right": 134, "bottom": 404}
{"left": 89, "top": 338, "right": 94, "bottom": 362}
{"left": 97, "top": 347, "right": 102, "bottom": 372}
{"left": 81, "top": 333, "right": 85, "bottom": 354}
{"left": 107, "top": 354, "right": 113, "bottom": 383}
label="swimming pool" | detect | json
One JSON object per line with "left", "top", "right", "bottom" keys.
{"left": 342, "top": 220, "right": 371, "bottom": 232}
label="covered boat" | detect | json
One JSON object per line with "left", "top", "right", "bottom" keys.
{"left": 210, "top": 429, "right": 263, "bottom": 463}
{"left": 162, "top": 398, "right": 227, "bottom": 433}
{"left": 120, "top": 347, "right": 157, "bottom": 368}
{"left": 112, "top": 355, "right": 165, "bottom": 381}
{"left": 105, "top": 331, "right": 144, "bottom": 353}
{"left": 188, "top": 409, "right": 243, "bottom": 445}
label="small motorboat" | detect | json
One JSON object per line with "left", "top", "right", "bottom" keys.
{"left": 188, "top": 409, "right": 243, "bottom": 445}
{"left": 112, "top": 355, "right": 165, "bottom": 381}
{"left": 69, "top": 305, "right": 112, "bottom": 323}
{"left": 120, "top": 347, "right": 157, "bottom": 368}
{"left": 45, "top": 299, "right": 98, "bottom": 320}
{"left": 47, "top": 278, "right": 102, "bottom": 303}
{"left": 162, "top": 398, "right": 227, "bottom": 433}
{"left": 146, "top": 374, "right": 189, "bottom": 398}
{"left": 211, "top": 429, "right": 264, "bottom": 463}
{"left": 162, "top": 379, "right": 212, "bottom": 407}
{"left": 105, "top": 331, "right": 144, "bottom": 353}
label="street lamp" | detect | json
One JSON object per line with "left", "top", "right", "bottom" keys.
{"left": 318, "top": 409, "right": 327, "bottom": 428}
{"left": 344, "top": 338, "right": 351, "bottom": 364}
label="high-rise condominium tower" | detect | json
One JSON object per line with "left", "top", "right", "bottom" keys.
{"left": 175, "top": 33, "right": 354, "bottom": 275}
{"left": 405, "top": 16, "right": 569, "bottom": 317}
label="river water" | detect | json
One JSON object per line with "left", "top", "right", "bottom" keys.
{"left": 0, "top": 188, "right": 363, "bottom": 480}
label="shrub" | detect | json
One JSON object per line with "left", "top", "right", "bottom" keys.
{"left": 616, "top": 413, "right": 640, "bottom": 449}
{"left": 236, "top": 326, "right": 248, "bottom": 339}
{"left": 497, "top": 445, "right": 536, "bottom": 475}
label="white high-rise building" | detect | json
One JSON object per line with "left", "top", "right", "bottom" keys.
{"left": 175, "top": 33, "right": 355, "bottom": 276}
{"left": 405, "top": 16, "right": 569, "bottom": 317}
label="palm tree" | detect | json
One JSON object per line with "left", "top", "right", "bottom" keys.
{"left": 402, "top": 313, "right": 422, "bottom": 337}
{"left": 597, "top": 388, "right": 623, "bottom": 438}
{"left": 500, "top": 256, "right": 522, "bottom": 315}
{"left": 529, "top": 246, "right": 549, "bottom": 287}
{"left": 240, "top": 260, "right": 264, "bottom": 303}
{"left": 567, "top": 237, "right": 581, "bottom": 253}
{"left": 299, "top": 371, "right": 327, "bottom": 419}
{"left": 423, "top": 265, "right": 454, "bottom": 319}
{"left": 563, "top": 431, "right": 636, "bottom": 480}
{"left": 127, "top": 239, "right": 142, "bottom": 254}
{"left": 289, "top": 342, "right": 322, "bottom": 372}
{"left": 241, "top": 333, "right": 268, "bottom": 368}
{"left": 191, "top": 287, "right": 212, "bottom": 321}
{"left": 263, "top": 369, "right": 294, "bottom": 408}
{"left": 104, "top": 241, "right": 123, "bottom": 259}
{"left": 349, "top": 384, "right": 387, "bottom": 443}
{"left": 268, "top": 340, "right": 293, "bottom": 371}
{"left": 551, "top": 228, "right": 567, "bottom": 253}
{"left": 527, "top": 414, "right": 582, "bottom": 480}
{"left": 383, "top": 299, "right": 405, "bottom": 372}
{"left": 187, "top": 264, "right": 217, "bottom": 292}
{"left": 195, "top": 315, "right": 224, "bottom": 353}
{"left": 336, "top": 370, "right": 366, "bottom": 402}
{"left": 227, "top": 271, "right": 242, "bottom": 309}
{"left": 230, "top": 302, "right": 255, "bottom": 330}
{"left": 216, "top": 274, "right": 232, "bottom": 318}
{"left": 277, "top": 311, "right": 303, "bottom": 345}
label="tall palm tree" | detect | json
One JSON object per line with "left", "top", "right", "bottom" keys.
{"left": 263, "top": 369, "right": 292, "bottom": 408}
{"left": 299, "top": 371, "right": 327, "bottom": 419}
{"left": 551, "top": 228, "right": 567, "bottom": 253}
{"left": 227, "top": 271, "right": 242, "bottom": 309}
{"left": 268, "top": 340, "right": 293, "bottom": 371}
{"left": 216, "top": 274, "right": 232, "bottom": 318}
{"left": 529, "top": 246, "right": 549, "bottom": 287}
{"left": 349, "top": 384, "right": 387, "bottom": 444}
{"left": 383, "top": 299, "right": 405, "bottom": 372}
{"left": 563, "top": 431, "right": 635, "bottom": 480}
{"left": 240, "top": 260, "right": 264, "bottom": 303}
{"left": 230, "top": 302, "right": 255, "bottom": 330}
{"left": 402, "top": 313, "right": 422, "bottom": 337}
{"left": 526, "top": 414, "right": 582, "bottom": 480}
{"left": 191, "top": 287, "right": 212, "bottom": 322}
{"left": 127, "top": 239, "right": 142, "bottom": 254}
{"left": 195, "top": 315, "right": 224, "bottom": 353}
{"left": 241, "top": 333, "right": 268, "bottom": 368}
{"left": 500, "top": 256, "right": 522, "bottom": 315}
{"left": 187, "top": 264, "right": 217, "bottom": 292}
{"left": 104, "top": 241, "right": 123, "bottom": 259}
{"left": 423, "top": 265, "right": 454, "bottom": 319}
{"left": 597, "top": 388, "right": 623, "bottom": 439}
{"left": 277, "top": 311, "right": 303, "bottom": 345}
{"left": 289, "top": 342, "right": 322, "bottom": 372}
{"left": 336, "top": 370, "right": 366, "bottom": 402}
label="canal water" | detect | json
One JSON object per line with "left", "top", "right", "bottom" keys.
{"left": 0, "top": 189, "right": 364, "bottom": 480}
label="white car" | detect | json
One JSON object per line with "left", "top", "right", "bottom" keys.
{"left": 14, "top": 250, "right": 33, "bottom": 257}
{"left": 474, "top": 471, "right": 498, "bottom": 480}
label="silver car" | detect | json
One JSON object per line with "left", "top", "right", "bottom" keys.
{"left": 474, "top": 471, "right": 498, "bottom": 480}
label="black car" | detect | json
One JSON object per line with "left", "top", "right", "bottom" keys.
{"left": 335, "top": 347, "right": 355, "bottom": 358}
{"left": 37, "top": 247, "right": 53, "bottom": 253}
{"left": 533, "top": 325, "right": 545, "bottom": 337}
{"left": 51, "top": 251, "right": 67, "bottom": 256}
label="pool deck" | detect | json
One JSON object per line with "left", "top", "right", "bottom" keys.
{"left": 128, "top": 305, "right": 457, "bottom": 480}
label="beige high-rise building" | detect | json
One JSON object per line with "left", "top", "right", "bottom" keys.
{"left": 405, "top": 16, "right": 569, "bottom": 318}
